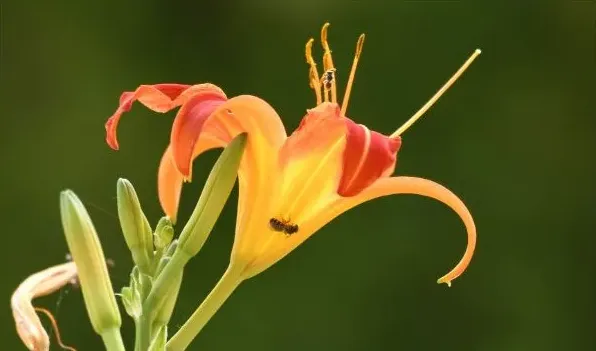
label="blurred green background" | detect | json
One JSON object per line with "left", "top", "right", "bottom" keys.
{"left": 2, "top": 0, "right": 595, "bottom": 350}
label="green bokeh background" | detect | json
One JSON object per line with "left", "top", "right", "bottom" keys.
{"left": 2, "top": 1, "right": 595, "bottom": 350}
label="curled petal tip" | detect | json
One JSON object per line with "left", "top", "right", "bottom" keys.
{"left": 105, "top": 116, "right": 120, "bottom": 150}
{"left": 437, "top": 278, "right": 452, "bottom": 287}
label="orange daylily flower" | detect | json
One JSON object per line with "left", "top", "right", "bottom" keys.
{"left": 106, "top": 24, "right": 479, "bottom": 286}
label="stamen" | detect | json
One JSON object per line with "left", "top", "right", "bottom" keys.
{"left": 341, "top": 34, "right": 365, "bottom": 115}
{"left": 321, "top": 23, "right": 337, "bottom": 103}
{"left": 34, "top": 307, "right": 77, "bottom": 351}
{"left": 305, "top": 38, "right": 322, "bottom": 105}
{"left": 390, "top": 49, "right": 482, "bottom": 138}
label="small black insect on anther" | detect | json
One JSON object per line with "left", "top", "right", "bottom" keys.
{"left": 322, "top": 69, "right": 336, "bottom": 90}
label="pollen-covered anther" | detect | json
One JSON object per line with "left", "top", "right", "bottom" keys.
{"left": 305, "top": 38, "right": 322, "bottom": 105}
{"left": 320, "top": 23, "right": 337, "bottom": 102}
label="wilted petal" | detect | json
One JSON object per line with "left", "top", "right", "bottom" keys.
{"left": 11, "top": 262, "right": 77, "bottom": 351}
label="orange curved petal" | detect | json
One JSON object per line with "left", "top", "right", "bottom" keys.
{"left": 208, "top": 96, "right": 287, "bottom": 241}
{"left": 105, "top": 83, "right": 226, "bottom": 150}
{"left": 159, "top": 95, "right": 287, "bottom": 223}
{"left": 158, "top": 135, "right": 226, "bottom": 222}
{"left": 301, "top": 176, "right": 476, "bottom": 286}
{"left": 169, "top": 91, "right": 228, "bottom": 178}
{"left": 172, "top": 95, "right": 287, "bottom": 177}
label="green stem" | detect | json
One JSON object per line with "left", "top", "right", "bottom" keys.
{"left": 101, "top": 327, "right": 126, "bottom": 351}
{"left": 137, "top": 312, "right": 152, "bottom": 351}
{"left": 166, "top": 265, "right": 243, "bottom": 351}
{"left": 144, "top": 250, "right": 190, "bottom": 317}
{"left": 134, "top": 321, "right": 141, "bottom": 351}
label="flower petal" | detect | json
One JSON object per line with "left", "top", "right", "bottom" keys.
{"left": 158, "top": 134, "right": 226, "bottom": 222}
{"left": 338, "top": 119, "right": 402, "bottom": 197}
{"left": 171, "top": 95, "right": 287, "bottom": 178}
{"left": 159, "top": 95, "right": 287, "bottom": 222}
{"left": 12, "top": 262, "right": 78, "bottom": 351}
{"left": 287, "top": 176, "right": 476, "bottom": 286}
{"left": 278, "top": 103, "right": 345, "bottom": 166}
{"left": 105, "top": 83, "right": 226, "bottom": 150}
{"left": 170, "top": 92, "right": 228, "bottom": 178}
{"left": 276, "top": 102, "right": 346, "bottom": 221}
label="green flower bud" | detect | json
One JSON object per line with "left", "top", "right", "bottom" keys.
{"left": 59, "top": 190, "right": 122, "bottom": 336}
{"left": 155, "top": 240, "right": 178, "bottom": 276}
{"left": 117, "top": 178, "right": 153, "bottom": 274}
{"left": 154, "top": 217, "right": 174, "bottom": 251}
{"left": 142, "top": 134, "right": 246, "bottom": 324}
{"left": 178, "top": 133, "right": 247, "bottom": 257}
{"left": 120, "top": 286, "right": 140, "bottom": 319}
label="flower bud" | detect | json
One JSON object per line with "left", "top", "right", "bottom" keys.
{"left": 177, "top": 133, "right": 246, "bottom": 257}
{"left": 60, "top": 190, "right": 122, "bottom": 335}
{"left": 117, "top": 178, "right": 153, "bottom": 274}
{"left": 154, "top": 216, "right": 174, "bottom": 251}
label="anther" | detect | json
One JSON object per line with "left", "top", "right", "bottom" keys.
{"left": 341, "top": 34, "right": 365, "bottom": 115}
{"left": 320, "top": 23, "right": 337, "bottom": 102}
{"left": 305, "top": 38, "right": 322, "bottom": 105}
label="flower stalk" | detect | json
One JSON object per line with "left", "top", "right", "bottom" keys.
{"left": 166, "top": 265, "right": 243, "bottom": 351}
